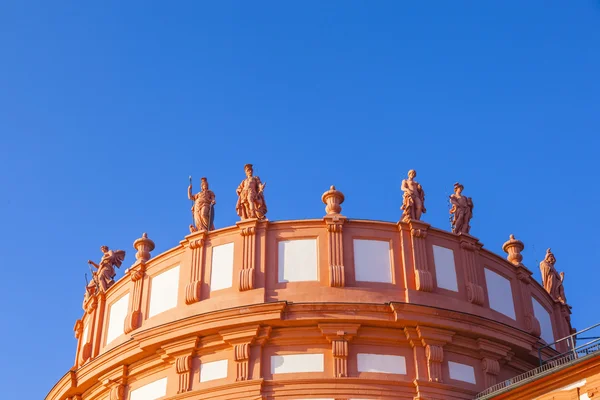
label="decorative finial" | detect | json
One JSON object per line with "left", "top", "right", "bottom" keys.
{"left": 502, "top": 234, "right": 524, "bottom": 266}
{"left": 322, "top": 185, "right": 345, "bottom": 215}
{"left": 134, "top": 232, "right": 155, "bottom": 264}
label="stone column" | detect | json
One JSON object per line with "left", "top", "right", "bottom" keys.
{"left": 237, "top": 220, "right": 259, "bottom": 291}
{"left": 502, "top": 235, "right": 541, "bottom": 337}
{"left": 184, "top": 232, "right": 206, "bottom": 304}
{"left": 125, "top": 233, "right": 155, "bottom": 333}
{"left": 322, "top": 186, "right": 346, "bottom": 288}
{"left": 319, "top": 323, "right": 360, "bottom": 378}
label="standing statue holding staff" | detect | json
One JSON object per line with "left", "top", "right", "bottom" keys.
{"left": 86, "top": 246, "right": 126, "bottom": 294}
{"left": 236, "top": 164, "right": 267, "bottom": 220}
{"left": 188, "top": 176, "right": 216, "bottom": 233}
{"left": 540, "top": 248, "right": 568, "bottom": 304}
{"left": 449, "top": 182, "right": 474, "bottom": 234}
{"left": 400, "top": 169, "right": 426, "bottom": 223}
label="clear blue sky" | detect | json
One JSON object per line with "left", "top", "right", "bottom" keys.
{"left": 1, "top": 2, "right": 599, "bottom": 397}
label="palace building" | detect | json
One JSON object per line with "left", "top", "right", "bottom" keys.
{"left": 46, "top": 168, "right": 599, "bottom": 400}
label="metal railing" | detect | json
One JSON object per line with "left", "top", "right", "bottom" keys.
{"left": 475, "top": 322, "right": 600, "bottom": 399}
{"left": 538, "top": 322, "right": 600, "bottom": 366}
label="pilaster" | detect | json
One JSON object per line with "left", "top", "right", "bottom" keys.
{"left": 125, "top": 233, "right": 155, "bottom": 332}
{"left": 322, "top": 186, "right": 346, "bottom": 288}
{"left": 73, "top": 319, "right": 83, "bottom": 368}
{"left": 458, "top": 234, "right": 485, "bottom": 306}
{"left": 184, "top": 231, "right": 206, "bottom": 304}
{"left": 91, "top": 291, "right": 107, "bottom": 358}
{"left": 477, "top": 338, "right": 511, "bottom": 388}
{"left": 99, "top": 365, "right": 128, "bottom": 400}
{"left": 220, "top": 325, "right": 261, "bottom": 381}
{"left": 157, "top": 336, "right": 199, "bottom": 394}
{"left": 417, "top": 326, "right": 455, "bottom": 383}
{"left": 237, "top": 219, "right": 260, "bottom": 291}
{"left": 324, "top": 216, "right": 347, "bottom": 288}
{"left": 319, "top": 323, "right": 360, "bottom": 378}
{"left": 404, "top": 220, "right": 433, "bottom": 292}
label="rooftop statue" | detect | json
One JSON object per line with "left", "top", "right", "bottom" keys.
{"left": 188, "top": 176, "right": 216, "bottom": 233}
{"left": 449, "top": 182, "right": 474, "bottom": 235}
{"left": 400, "top": 169, "right": 426, "bottom": 223}
{"left": 86, "top": 246, "right": 126, "bottom": 294}
{"left": 540, "top": 248, "right": 567, "bottom": 304}
{"left": 236, "top": 163, "right": 267, "bottom": 220}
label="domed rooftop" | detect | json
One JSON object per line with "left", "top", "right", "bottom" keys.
{"left": 47, "top": 168, "right": 574, "bottom": 400}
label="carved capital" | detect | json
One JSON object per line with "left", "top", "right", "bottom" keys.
{"left": 329, "top": 265, "right": 345, "bottom": 288}
{"left": 185, "top": 280, "right": 202, "bottom": 305}
{"left": 482, "top": 358, "right": 500, "bottom": 375}
{"left": 525, "top": 313, "right": 541, "bottom": 337}
{"left": 234, "top": 343, "right": 250, "bottom": 362}
{"left": 466, "top": 282, "right": 485, "bottom": 306}
{"left": 516, "top": 268, "right": 532, "bottom": 283}
{"left": 326, "top": 223, "right": 343, "bottom": 233}
{"left": 425, "top": 344, "right": 444, "bottom": 382}
{"left": 189, "top": 238, "right": 205, "bottom": 249}
{"left": 586, "top": 386, "right": 600, "bottom": 397}
{"left": 109, "top": 384, "right": 126, "bottom": 400}
{"left": 85, "top": 294, "right": 98, "bottom": 313}
{"left": 240, "top": 226, "right": 256, "bottom": 237}
{"left": 176, "top": 355, "right": 192, "bottom": 393}
{"left": 239, "top": 267, "right": 255, "bottom": 291}
{"left": 415, "top": 270, "right": 433, "bottom": 292}
{"left": 129, "top": 264, "right": 146, "bottom": 282}
{"left": 460, "top": 241, "right": 479, "bottom": 252}
{"left": 124, "top": 310, "right": 141, "bottom": 334}
{"left": 425, "top": 344, "right": 443, "bottom": 363}
{"left": 411, "top": 228, "right": 428, "bottom": 238}
{"left": 482, "top": 357, "right": 500, "bottom": 388}
{"left": 74, "top": 319, "right": 83, "bottom": 339}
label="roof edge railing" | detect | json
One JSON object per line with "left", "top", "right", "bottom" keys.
{"left": 475, "top": 322, "right": 600, "bottom": 400}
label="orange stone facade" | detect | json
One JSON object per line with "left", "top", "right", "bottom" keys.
{"left": 47, "top": 210, "right": 573, "bottom": 400}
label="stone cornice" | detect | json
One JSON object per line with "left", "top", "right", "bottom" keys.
{"left": 48, "top": 300, "right": 556, "bottom": 400}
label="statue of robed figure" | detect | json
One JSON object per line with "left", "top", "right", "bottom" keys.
{"left": 400, "top": 169, "right": 426, "bottom": 223}
{"left": 86, "top": 246, "right": 126, "bottom": 294}
{"left": 449, "top": 182, "right": 474, "bottom": 234}
{"left": 188, "top": 176, "right": 216, "bottom": 232}
{"left": 540, "top": 248, "right": 567, "bottom": 304}
{"left": 236, "top": 164, "right": 267, "bottom": 220}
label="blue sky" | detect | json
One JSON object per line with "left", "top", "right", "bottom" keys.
{"left": 1, "top": 2, "right": 599, "bottom": 397}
